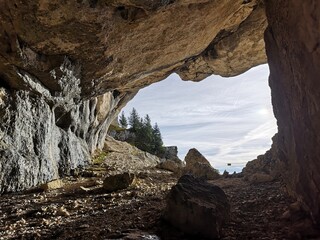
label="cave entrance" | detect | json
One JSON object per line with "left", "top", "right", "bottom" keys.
{"left": 122, "top": 64, "right": 277, "bottom": 173}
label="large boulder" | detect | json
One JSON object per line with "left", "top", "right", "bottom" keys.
{"left": 164, "top": 175, "right": 230, "bottom": 239}
{"left": 183, "top": 148, "right": 220, "bottom": 180}
{"left": 157, "top": 146, "right": 184, "bottom": 174}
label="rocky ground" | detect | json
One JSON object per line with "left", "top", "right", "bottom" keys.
{"left": 0, "top": 140, "right": 319, "bottom": 240}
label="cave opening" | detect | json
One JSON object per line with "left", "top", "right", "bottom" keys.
{"left": 122, "top": 64, "right": 277, "bottom": 173}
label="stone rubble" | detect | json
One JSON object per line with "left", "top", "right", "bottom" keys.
{"left": 0, "top": 141, "right": 318, "bottom": 239}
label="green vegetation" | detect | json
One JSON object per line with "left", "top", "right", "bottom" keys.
{"left": 108, "top": 124, "right": 126, "bottom": 132}
{"left": 119, "top": 108, "right": 165, "bottom": 156}
{"left": 92, "top": 150, "right": 108, "bottom": 165}
{"left": 128, "top": 107, "right": 140, "bottom": 131}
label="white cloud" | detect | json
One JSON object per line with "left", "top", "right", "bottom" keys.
{"left": 123, "top": 64, "right": 278, "bottom": 173}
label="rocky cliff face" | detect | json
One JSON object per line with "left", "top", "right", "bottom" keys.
{"left": 242, "top": 134, "right": 284, "bottom": 183}
{"left": 265, "top": 0, "right": 320, "bottom": 224}
{"left": 0, "top": 77, "right": 134, "bottom": 192}
{"left": 0, "top": 0, "right": 319, "bottom": 226}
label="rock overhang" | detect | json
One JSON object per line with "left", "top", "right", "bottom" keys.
{"left": 0, "top": 0, "right": 267, "bottom": 96}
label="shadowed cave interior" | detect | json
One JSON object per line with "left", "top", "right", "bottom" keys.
{"left": 0, "top": 0, "right": 320, "bottom": 239}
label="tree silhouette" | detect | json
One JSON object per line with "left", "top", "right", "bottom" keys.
{"left": 152, "top": 123, "right": 164, "bottom": 155}
{"left": 128, "top": 108, "right": 140, "bottom": 132}
{"left": 119, "top": 111, "right": 128, "bottom": 128}
{"left": 122, "top": 108, "right": 165, "bottom": 156}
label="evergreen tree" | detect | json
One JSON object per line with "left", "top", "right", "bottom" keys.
{"left": 119, "top": 111, "right": 128, "bottom": 129}
{"left": 144, "top": 115, "right": 152, "bottom": 132}
{"left": 135, "top": 114, "right": 153, "bottom": 152}
{"left": 152, "top": 123, "right": 164, "bottom": 155}
{"left": 128, "top": 108, "right": 140, "bottom": 131}
{"left": 125, "top": 108, "right": 165, "bottom": 156}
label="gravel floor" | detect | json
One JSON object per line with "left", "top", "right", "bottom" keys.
{"left": 0, "top": 169, "right": 318, "bottom": 240}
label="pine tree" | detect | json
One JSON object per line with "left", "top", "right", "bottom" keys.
{"left": 135, "top": 114, "right": 153, "bottom": 152}
{"left": 126, "top": 108, "right": 165, "bottom": 156}
{"left": 128, "top": 108, "right": 140, "bottom": 132}
{"left": 144, "top": 114, "right": 152, "bottom": 132}
{"left": 152, "top": 123, "right": 164, "bottom": 155}
{"left": 119, "top": 111, "right": 128, "bottom": 129}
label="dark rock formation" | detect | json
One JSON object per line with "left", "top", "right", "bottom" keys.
{"left": 184, "top": 148, "right": 220, "bottom": 180}
{"left": 164, "top": 175, "right": 230, "bottom": 239}
{"left": 265, "top": 0, "right": 320, "bottom": 224}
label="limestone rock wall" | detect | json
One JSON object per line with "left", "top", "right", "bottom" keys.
{"left": 0, "top": 58, "right": 134, "bottom": 192}
{"left": 0, "top": 86, "right": 131, "bottom": 192}
{"left": 265, "top": 0, "right": 320, "bottom": 223}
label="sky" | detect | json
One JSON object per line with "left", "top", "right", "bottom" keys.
{"left": 122, "top": 64, "right": 278, "bottom": 173}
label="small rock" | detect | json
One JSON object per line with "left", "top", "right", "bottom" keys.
{"left": 281, "top": 210, "right": 291, "bottom": 220}
{"left": 55, "top": 206, "right": 70, "bottom": 217}
{"left": 79, "top": 186, "right": 91, "bottom": 192}
{"left": 223, "top": 170, "right": 230, "bottom": 178}
{"left": 40, "top": 179, "right": 64, "bottom": 191}
{"left": 42, "top": 218, "right": 50, "bottom": 226}
{"left": 103, "top": 172, "right": 136, "bottom": 192}
{"left": 78, "top": 224, "right": 90, "bottom": 229}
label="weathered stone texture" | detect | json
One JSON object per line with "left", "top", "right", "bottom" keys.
{"left": 0, "top": 59, "right": 132, "bottom": 191}
{"left": 265, "top": 0, "right": 320, "bottom": 223}
{"left": 184, "top": 148, "right": 220, "bottom": 180}
{"left": 0, "top": 86, "right": 124, "bottom": 192}
{"left": 243, "top": 134, "right": 285, "bottom": 183}
{"left": 164, "top": 175, "right": 230, "bottom": 239}
{"left": 0, "top": 0, "right": 266, "bottom": 94}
